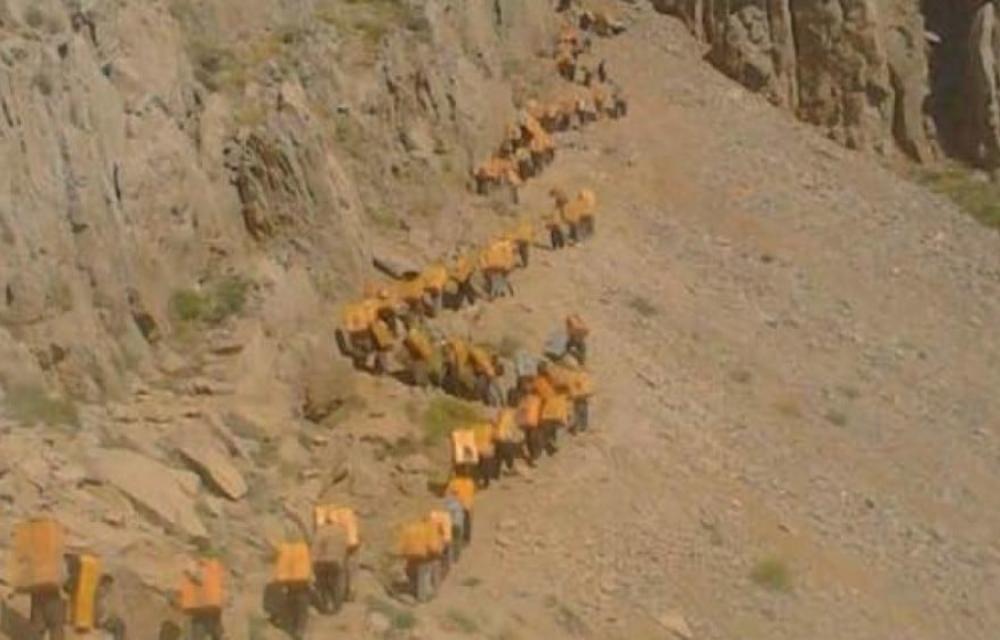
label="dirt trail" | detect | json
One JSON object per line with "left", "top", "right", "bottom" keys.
{"left": 326, "top": 11, "right": 1000, "bottom": 640}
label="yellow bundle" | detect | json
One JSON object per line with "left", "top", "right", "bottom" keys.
{"left": 405, "top": 328, "right": 434, "bottom": 361}
{"left": 473, "top": 423, "right": 496, "bottom": 458}
{"left": 541, "top": 394, "right": 570, "bottom": 424}
{"left": 451, "top": 429, "right": 480, "bottom": 466}
{"left": 273, "top": 542, "right": 313, "bottom": 584}
{"left": 8, "top": 518, "right": 65, "bottom": 592}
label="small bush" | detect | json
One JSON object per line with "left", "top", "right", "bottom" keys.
{"left": 33, "top": 73, "right": 53, "bottom": 97}
{"left": 824, "top": 409, "right": 848, "bottom": 427}
{"left": 4, "top": 385, "right": 80, "bottom": 430}
{"left": 170, "top": 275, "right": 251, "bottom": 326}
{"left": 774, "top": 397, "right": 802, "bottom": 419}
{"left": 24, "top": 6, "right": 45, "bottom": 29}
{"left": 837, "top": 385, "right": 861, "bottom": 400}
{"left": 915, "top": 164, "right": 1000, "bottom": 230}
{"left": 318, "top": 0, "right": 429, "bottom": 57}
{"left": 422, "top": 396, "right": 484, "bottom": 446}
{"left": 445, "top": 608, "right": 479, "bottom": 634}
{"left": 750, "top": 557, "right": 792, "bottom": 592}
{"left": 730, "top": 369, "right": 753, "bottom": 384}
{"left": 234, "top": 102, "right": 268, "bottom": 129}
{"left": 553, "top": 602, "right": 588, "bottom": 636}
{"left": 628, "top": 295, "right": 659, "bottom": 318}
{"left": 170, "top": 289, "right": 208, "bottom": 323}
{"left": 365, "top": 596, "right": 416, "bottom": 631}
{"left": 211, "top": 275, "right": 251, "bottom": 320}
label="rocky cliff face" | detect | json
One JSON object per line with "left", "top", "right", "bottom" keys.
{"left": 650, "top": 0, "right": 1000, "bottom": 172}
{"left": 0, "top": 0, "right": 555, "bottom": 400}
{"left": 963, "top": 1, "right": 1000, "bottom": 169}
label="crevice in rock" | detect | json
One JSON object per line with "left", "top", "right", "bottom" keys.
{"left": 921, "top": 0, "right": 975, "bottom": 159}
{"left": 113, "top": 163, "right": 122, "bottom": 204}
{"left": 0, "top": 95, "right": 13, "bottom": 129}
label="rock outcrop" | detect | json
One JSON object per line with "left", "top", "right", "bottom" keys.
{"left": 89, "top": 448, "right": 207, "bottom": 539}
{"left": 650, "top": 0, "right": 947, "bottom": 164}
{"left": 964, "top": 1, "right": 1000, "bottom": 172}
{"left": 0, "top": 0, "right": 557, "bottom": 401}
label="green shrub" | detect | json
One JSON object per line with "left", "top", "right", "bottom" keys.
{"left": 422, "top": 396, "right": 484, "bottom": 446}
{"left": 445, "top": 608, "right": 479, "bottom": 634}
{"left": 24, "top": 6, "right": 45, "bottom": 29}
{"left": 730, "top": 369, "right": 753, "bottom": 384}
{"left": 170, "top": 289, "right": 209, "bottom": 323}
{"left": 824, "top": 409, "right": 848, "bottom": 427}
{"left": 628, "top": 295, "right": 659, "bottom": 318}
{"left": 170, "top": 276, "right": 251, "bottom": 326}
{"left": 4, "top": 385, "right": 80, "bottom": 430}
{"left": 915, "top": 164, "right": 1000, "bottom": 230}
{"left": 365, "top": 596, "right": 416, "bottom": 631}
{"left": 750, "top": 557, "right": 792, "bottom": 592}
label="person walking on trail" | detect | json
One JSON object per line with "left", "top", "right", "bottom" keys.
{"left": 442, "top": 496, "right": 467, "bottom": 562}
{"left": 446, "top": 476, "right": 476, "bottom": 544}
{"left": 473, "top": 422, "right": 499, "bottom": 488}
{"left": 508, "top": 350, "right": 539, "bottom": 405}
{"left": 366, "top": 281, "right": 404, "bottom": 336}
{"left": 93, "top": 575, "right": 127, "bottom": 640}
{"left": 469, "top": 344, "right": 505, "bottom": 407}
{"left": 517, "top": 390, "right": 545, "bottom": 464}
{"left": 493, "top": 407, "right": 523, "bottom": 473}
{"left": 311, "top": 505, "right": 360, "bottom": 615}
{"left": 178, "top": 559, "right": 225, "bottom": 640}
{"left": 448, "top": 250, "right": 479, "bottom": 309}
{"left": 442, "top": 337, "right": 475, "bottom": 398}
{"left": 539, "top": 392, "right": 570, "bottom": 456}
{"left": 421, "top": 262, "right": 449, "bottom": 317}
{"left": 544, "top": 205, "right": 567, "bottom": 250}
{"left": 428, "top": 510, "right": 456, "bottom": 578}
{"left": 479, "top": 238, "right": 516, "bottom": 299}
{"left": 508, "top": 217, "right": 535, "bottom": 268}
{"left": 565, "top": 313, "right": 589, "bottom": 365}
{"left": 27, "top": 586, "right": 65, "bottom": 640}
{"left": 568, "top": 367, "right": 595, "bottom": 433}
{"left": 403, "top": 325, "right": 436, "bottom": 388}
{"left": 10, "top": 518, "right": 67, "bottom": 640}
{"left": 65, "top": 552, "right": 127, "bottom": 640}
{"left": 271, "top": 542, "right": 311, "bottom": 640}
{"left": 398, "top": 519, "right": 444, "bottom": 603}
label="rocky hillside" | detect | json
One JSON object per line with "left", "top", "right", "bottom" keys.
{"left": 650, "top": 0, "right": 1000, "bottom": 173}
{"left": 0, "top": 0, "right": 558, "bottom": 402}
{"left": 0, "top": 1, "right": 998, "bottom": 639}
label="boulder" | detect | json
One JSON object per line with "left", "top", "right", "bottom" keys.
{"left": 176, "top": 439, "right": 248, "bottom": 501}
{"left": 885, "top": 24, "right": 935, "bottom": 162}
{"left": 89, "top": 448, "right": 207, "bottom": 539}
{"left": 657, "top": 611, "right": 694, "bottom": 639}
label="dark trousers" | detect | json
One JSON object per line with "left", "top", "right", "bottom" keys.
{"left": 573, "top": 398, "right": 589, "bottom": 432}
{"left": 457, "top": 280, "right": 477, "bottom": 307}
{"left": 190, "top": 609, "right": 223, "bottom": 640}
{"left": 29, "top": 590, "right": 65, "bottom": 640}
{"left": 550, "top": 227, "right": 565, "bottom": 249}
{"left": 496, "top": 440, "right": 519, "bottom": 470}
